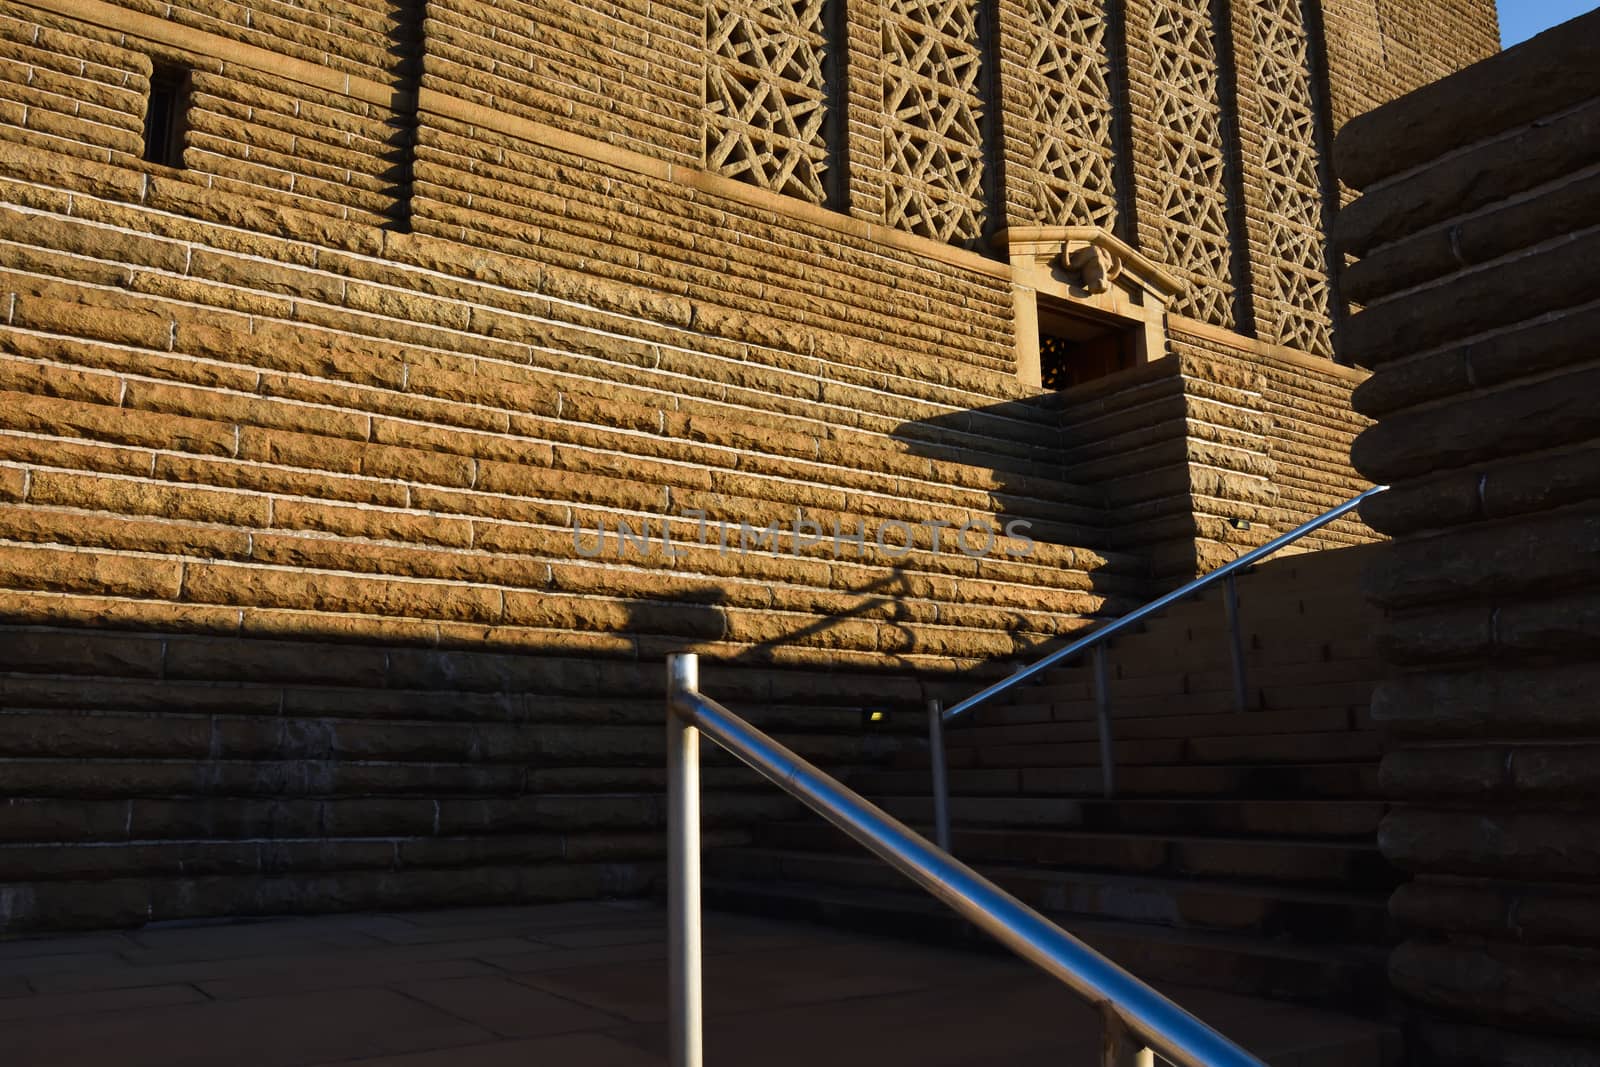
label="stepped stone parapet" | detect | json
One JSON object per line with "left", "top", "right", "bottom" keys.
{"left": 1337, "top": 11, "right": 1600, "bottom": 1062}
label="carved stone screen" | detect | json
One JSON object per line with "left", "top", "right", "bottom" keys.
{"left": 1142, "top": 1, "right": 1238, "bottom": 327}
{"left": 880, "top": 0, "right": 988, "bottom": 243}
{"left": 1242, "top": 0, "right": 1335, "bottom": 356}
{"left": 1024, "top": 0, "right": 1119, "bottom": 230}
{"left": 705, "top": 0, "right": 833, "bottom": 204}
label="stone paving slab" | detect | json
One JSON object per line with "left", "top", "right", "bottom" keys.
{"left": 0, "top": 901, "right": 1397, "bottom": 1066}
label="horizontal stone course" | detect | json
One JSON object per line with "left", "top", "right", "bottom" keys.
{"left": 1338, "top": 21, "right": 1600, "bottom": 1054}
{"left": 1345, "top": 228, "right": 1600, "bottom": 367}
{"left": 0, "top": 28, "right": 1097, "bottom": 928}
{"left": 0, "top": 0, "right": 1412, "bottom": 936}
{"left": 1336, "top": 8, "right": 1600, "bottom": 190}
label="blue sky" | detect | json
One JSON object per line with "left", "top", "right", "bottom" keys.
{"left": 1500, "top": 1, "right": 1599, "bottom": 46}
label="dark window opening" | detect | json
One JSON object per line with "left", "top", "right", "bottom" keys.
{"left": 1038, "top": 307, "right": 1139, "bottom": 390}
{"left": 142, "top": 65, "right": 191, "bottom": 167}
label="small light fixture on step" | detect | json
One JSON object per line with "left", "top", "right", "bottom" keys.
{"left": 1228, "top": 517, "right": 1251, "bottom": 531}
{"left": 863, "top": 709, "right": 888, "bottom": 727}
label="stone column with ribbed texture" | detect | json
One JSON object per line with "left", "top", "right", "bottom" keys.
{"left": 1335, "top": 12, "right": 1600, "bottom": 1065}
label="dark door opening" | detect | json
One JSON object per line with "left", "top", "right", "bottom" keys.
{"left": 1038, "top": 306, "right": 1139, "bottom": 389}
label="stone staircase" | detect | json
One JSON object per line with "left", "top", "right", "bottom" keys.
{"left": 705, "top": 544, "right": 1398, "bottom": 1014}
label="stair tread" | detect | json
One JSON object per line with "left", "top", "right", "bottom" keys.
{"left": 715, "top": 846, "right": 1394, "bottom": 909}
{"left": 704, "top": 874, "right": 1390, "bottom": 966}
{"left": 867, "top": 796, "right": 1384, "bottom": 840}
{"left": 851, "top": 760, "right": 1382, "bottom": 796}
{"left": 776, "top": 822, "right": 1386, "bottom": 853}
{"left": 866, "top": 796, "right": 1383, "bottom": 809}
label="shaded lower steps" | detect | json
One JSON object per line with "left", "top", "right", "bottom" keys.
{"left": 703, "top": 873, "right": 1391, "bottom": 1014}
{"left": 758, "top": 821, "right": 1393, "bottom": 887}
{"left": 707, "top": 545, "right": 1395, "bottom": 1016}
{"left": 712, "top": 847, "right": 1391, "bottom": 944}
{"left": 852, "top": 761, "right": 1379, "bottom": 798}
{"left": 706, "top": 791, "right": 1397, "bottom": 1013}
{"left": 870, "top": 795, "right": 1385, "bottom": 837}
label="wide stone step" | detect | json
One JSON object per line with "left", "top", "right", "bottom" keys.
{"left": 966, "top": 729, "right": 1382, "bottom": 771}
{"left": 702, "top": 875, "right": 1391, "bottom": 1014}
{"left": 896, "top": 726, "right": 1380, "bottom": 771}
{"left": 708, "top": 847, "right": 1392, "bottom": 944}
{"left": 940, "top": 706, "right": 1360, "bottom": 748}
{"left": 870, "top": 795, "right": 1385, "bottom": 838}
{"left": 927, "top": 731, "right": 1381, "bottom": 770}
{"left": 850, "top": 761, "right": 1381, "bottom": 799}
{"left": 982, "top": 687, "right": 1369, "bottom": 730}
{"left": 1014, "top": 656, "right": 1381, "bottom": 704}
{"left": 758, "top": 822, "right": 1398, "bottom": 888}
{"left": 0, "top": 859, "right": 664, "bottom": 933}
{"left": 1020, "top": 683, "right": 1377, "bottom": 720}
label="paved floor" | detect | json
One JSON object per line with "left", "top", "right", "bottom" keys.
{"left": 0, "top": 901, "right": 1395, "bottom": 1066}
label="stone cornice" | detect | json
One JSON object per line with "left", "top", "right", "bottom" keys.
{"left": 990, "top": 226, "right": 1184, "bottom": 300}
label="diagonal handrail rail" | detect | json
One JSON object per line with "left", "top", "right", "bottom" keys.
{"left": 666, "top": 652, "right": 1267, "bottom": 1067}
{"left": 922, "top": 484, "right": 1387, "bottom": 844}
{"left": 943, "top": 485, "right": 1389, "bottom": 721}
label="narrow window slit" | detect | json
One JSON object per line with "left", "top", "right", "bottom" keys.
{"left": 142, "top": 64, "right": 192, "bottom": 168}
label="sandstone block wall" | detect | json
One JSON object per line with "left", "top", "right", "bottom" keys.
{"left": 0, "top": 0, "right": 1146, "bottom": 931}
{"left": 0, "top": 0, "right": 1475, "bottom": 930}
{"left": 1319, "top": 0, "right": 1500, "bottom": 210}
{"left": 1338, "top": 14, "right": 1600, "bottom": 1063}
{"left": 0, "top": 0, "right": 414, "bottom": 224}
{"left": 1056, "top": 317, "right": 1373, "bottom": 580}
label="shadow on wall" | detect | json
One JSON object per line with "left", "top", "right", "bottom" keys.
{"left": 880, "top": 388, "right": 1157, "bottom": 683}
{"left": 621, "top": 567, "right": 919, "bottom": 668}
{"left": 476, "top": 381, "right": 1154, "bottom": 704}
{"left": 379, "top": 0, "right": 427, "bottom": 227}
{"left": 0, "top": 387, "right": 1154, "bottom": 935}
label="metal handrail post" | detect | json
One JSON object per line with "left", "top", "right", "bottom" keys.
{"left": 666, "top": 653, "right": 703, "bottom": 1067}
{"left": 1223, "top": 573, "right": 1248, "bottom": 713}
{"left": 670, "top": 676, "right": 1266, "bottom": 1067}
{"left": 1103, "top": 1004, "right": 1157, "bottom": 1067}
{"left": 1092, "top": 644, "right": 1115, "bottom": 799}
{"left": 927, "top": 698, "right": 952, "bottom": 852}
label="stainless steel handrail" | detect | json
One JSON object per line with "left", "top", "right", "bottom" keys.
{"left": 943, "top": 486, "right": 1388, "bottom": 722}
{"left": 924, "top": 485, "right": 1387, "bottom": 837}
{"left": 666, "top": 653, "right": 1265, "bottom": 1067}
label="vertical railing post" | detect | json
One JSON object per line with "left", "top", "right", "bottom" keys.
{"left": 666, "top": 653, "right": 703, "bottom": 1067}
{"left": 1223, "top": 573, "right": 1249, "bottom": 713}
{"left": 1092, "top": 644, "right": 1115, "bottom": 799}
{"left": 927, "top": 698, "right": 951, "bottom": 852}
{"left": 1101, "top": 1004, "right": 1156, "bottom": 1067}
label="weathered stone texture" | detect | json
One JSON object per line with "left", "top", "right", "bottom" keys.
{"left": 1042, "top": 315, "right": 1373, "bottom": 582}
{"left": 425, "top": 0, "right": 701, "bottom": 165}
{"left": 0, "top": 0, "right": 1488, "bottom": 931}
{"left": 1319, "top": 0, "right": 1498, "bottom": 215}
{"left": 1120, "top": 0, "right": 1241, "bottom": 328}
{"left": 0, "top": 1, "right": 1129, "bottom": 931}
{"left": 1338, "top": 10, "right": 1600, "bottom": 1058}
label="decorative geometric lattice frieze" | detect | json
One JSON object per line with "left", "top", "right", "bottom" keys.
{"left": 881, "top": 0, "right": 987, "bottom": 244}
{"left": 705, "top": 0, "right": 832, "bottom": 204}
{"left": 1025, "top": 0, "right": 1118, "bottom": 229}
{"left": 1145, "top": 2, "right": 1238, "bottom": 327}
{"left": 1244, "top": 0, "right": 1334, "bottom": 357}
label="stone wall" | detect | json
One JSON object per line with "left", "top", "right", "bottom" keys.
{"left": 1337, "top": 13, "right": 1600, "bottom": 1063}
{"left": 0, "top": 0, "right": 1472, "bottom": 930}
{"left": 0, "top": 0, "right": 1501, "bottom": 349}
{"left": 1057, "top": 319, "right": 1373, "bottom": 580}
{"left": 1319, "top": 0, "right": 1500, "bottom": 210}
{"left": 0, "top": 0, "right": 1131, "bottom": 931}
